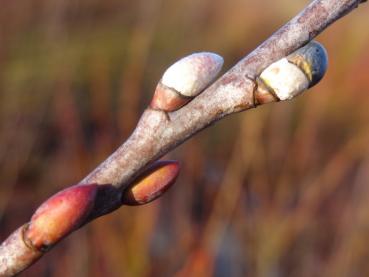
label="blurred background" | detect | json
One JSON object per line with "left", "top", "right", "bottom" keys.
{"left": 1, "top": 0, "right": 369, "bottom": 276}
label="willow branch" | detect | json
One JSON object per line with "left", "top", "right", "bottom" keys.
{"left": 81, "top": 0, "right": 365, "bottom": 189}
{"left": 0, "top": 0, "right": 366, "bottom": 276}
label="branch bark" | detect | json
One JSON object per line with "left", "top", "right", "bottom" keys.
{"left": 0, "top": 0, "right": 366, "bottom": 276}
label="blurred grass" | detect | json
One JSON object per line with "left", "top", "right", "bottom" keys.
{"left": 1, "top": 0, "right": 369, "bottom": 276}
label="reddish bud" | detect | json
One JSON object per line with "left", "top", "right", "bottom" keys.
{"left": 25, "top": 184, "right": 98, "bottom": 251}
{"left": 122, "top": 161, "right": 180, "bottom": 205}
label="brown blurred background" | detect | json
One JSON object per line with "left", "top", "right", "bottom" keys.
{"left": 1, "top": 0, "right": 369, "bottom": 276}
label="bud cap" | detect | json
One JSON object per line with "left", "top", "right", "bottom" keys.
{"left": 288, "top": 41, "right": 328, "bottom": 87}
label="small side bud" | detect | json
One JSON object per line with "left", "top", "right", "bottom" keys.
{"left": 25, "top": 184, "right": 98, "bottom": 251}
{"left": 122, "top": 160, "right": 180, "bottom": 205}
{"left": 255, "top": 41, "right": 328, "bottom": 104}
{"left": 161, "top": 52, "right": 224, "bottom": 97}
{"left": 151, "top": 52, "right": 224, "bottom": 111}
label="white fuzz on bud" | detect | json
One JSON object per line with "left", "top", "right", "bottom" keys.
{"left": 260, "top": 58, "right": 309, "bottom": 100}
{"left": 258, "top": 41, "right": 328, "bottom": 101}
{"left": 161, "top": 52, "right": 224, "bottom": 97}
{"left": 151, "top": 52, "right": 224, "bottom": 111}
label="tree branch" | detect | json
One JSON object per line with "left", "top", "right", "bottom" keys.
{"left": 0, "top": 0, "right": 366, "bottom": 276}
{"left": 81, "top": 0, "right": 365, "bottom": 189}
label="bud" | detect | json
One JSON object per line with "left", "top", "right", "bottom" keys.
{"left": 122, "top": 160, "right": 180, "bottom": 205}
{"left": 25, "top": 184, "right": 98, "bottom": 251}
{"left": 151, "top": 52, "right": 224, "bottom": 111}
{"left": 255, "top": 41, "right": 328, "bottom": 104}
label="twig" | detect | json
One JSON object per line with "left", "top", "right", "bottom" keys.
{"left": 0, "top": 0, "right": 366, "bottom": 276}
{"left": 80, "top": 0, "right": 365, "bottom": 189}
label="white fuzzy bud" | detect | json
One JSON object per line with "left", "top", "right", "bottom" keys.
{"left": 161, "top": 52, "right": 224, "bottom": 97}
{"left": 259, "top": 41, "right": 328, "bottom": 101}
{"left": 260, "top": 58, "right": 309, "bottom": 100}
{"left": 151, "top": 52, "right": 224, "bottom": 111}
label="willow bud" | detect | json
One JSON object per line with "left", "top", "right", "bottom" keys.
{"left": 25, "top": 184, "right": 98, "bottom": 251}
{"left": 255, "top": 41, "right": 328, "bottom": 104}
{"left": 122, "top": 160, "right": 180, "bottom": 205}
{"left": 151, "top": 52, "right": 224, "bottom": 111}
